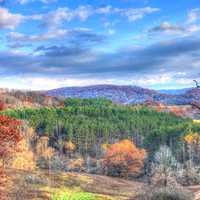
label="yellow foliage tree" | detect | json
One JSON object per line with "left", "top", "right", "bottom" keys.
{"left": 184, "top": 132, "right": 200, "bottom": 145}
{"left": 184, "top": 132, "right": 200, "bottom": 164}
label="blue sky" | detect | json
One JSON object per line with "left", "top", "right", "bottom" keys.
{"left": 0, "top": 0, "right": 200, "bottom": 90}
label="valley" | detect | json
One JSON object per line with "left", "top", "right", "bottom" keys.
{"left": 0, "top": 85, "right": 200, "bottom": 200}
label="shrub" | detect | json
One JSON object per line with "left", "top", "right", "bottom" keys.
{"left": 102, "top": 139, "right": 147, "bottom": 178}
{"left": 135, "top": 187, "right": 194, "bottom": 200}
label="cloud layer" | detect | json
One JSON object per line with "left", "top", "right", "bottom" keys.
{"left": 1, "top": 36, "right": 200, "bottom": 82}
{"left": 0, "top": 1, "right": 200, "bottom": 89}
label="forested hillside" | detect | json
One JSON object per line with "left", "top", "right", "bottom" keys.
{"left": 1, "top": 98, "right": 200, "bottom": 199}
{"left": 1, "top": 98, "right": 198, "bottom": 153}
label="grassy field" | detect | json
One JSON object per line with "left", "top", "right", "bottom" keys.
{"left": 6, "top": 168, "right": 200, "bottom": 200}
{"left": 7, "top": 168, "right": 144, "bottom": 200}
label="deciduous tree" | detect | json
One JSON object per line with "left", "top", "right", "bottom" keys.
{"left": 102, "top": 139, "right": 147, "bottom": 178}
{"left": 0, "top": 115, "right": 22, "bottom": 198}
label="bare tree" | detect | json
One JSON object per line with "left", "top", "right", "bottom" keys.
{"left": 193, "top": 80, "right": 200, "bottom": 88}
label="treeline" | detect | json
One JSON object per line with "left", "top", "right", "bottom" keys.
{"left": 1, "top": 98, "right": 199, "bottom": 155}
{"left": 0, "top": 89, "right": 62, "bottom": 110}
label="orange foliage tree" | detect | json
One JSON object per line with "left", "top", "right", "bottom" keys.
{"left": 102, "top": 139, "right": 147, "bottom": 178}
{"left": 0, "top": 115, "right": 22, "bottom": 198}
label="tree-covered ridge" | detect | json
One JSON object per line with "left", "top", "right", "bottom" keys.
{"left": 1, "top": 98, "right": 199, "bottom": 153}
{"left": 47, "top": 84, "right": 200, "bottom": 105}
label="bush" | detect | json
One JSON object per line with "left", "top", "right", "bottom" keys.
{"left": 135, "top": 187, "right": 194, "bottom": 200}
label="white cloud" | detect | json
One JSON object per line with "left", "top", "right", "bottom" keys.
{"left": 150, "top": 21, "right": 200, "bottom": 37}
{"left": 7, "top": 28, "right": 97, "bottom": 43}
{"left": 39, "top": 6, "right": 159, "bottom": 28}
{"left": 0, "top": 7, "right": 24, "bottom": 29}
{"left": 75, "top": 5, "right": 93, "bottom": 21}
{"left": 187, "top": 8, "right": 200, "bottom": 24}
{"left": 0, "top": 5, "right": 158, "bottom": 31}
{"left": 97, "top": 6, "right": 160, "bottom": 22}
{"left": 120, "top": 7, "right": 160, "bottom": 21}
{"left": 40, "top": 6, "right": 93, "bottom": 28}
{"left": 18, "top": 0, "right": 55, "bottom": 4}
{"left": 149, "top": 22, "right": 185, "bottom": 35}
{"left": 8, "top": 29, "right": 68, "bottom": 42}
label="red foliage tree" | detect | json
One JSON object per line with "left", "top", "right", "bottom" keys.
{"left": 102, "top": 139, "right": 147, "bottom": 178}
{"left": 0, "top": 115, "right": 22, "bottom": 198}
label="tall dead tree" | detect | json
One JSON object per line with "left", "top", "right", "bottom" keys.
{"left": 193, "top": 80, "right": 200, "bottom": 88}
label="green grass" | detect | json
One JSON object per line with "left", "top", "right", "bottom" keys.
{"left": 51, "top": 192, "right": 96, "bottom": 200}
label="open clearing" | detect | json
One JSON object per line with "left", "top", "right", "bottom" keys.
{"left": 7, "top": 168, "right": 144, "bottom": 200}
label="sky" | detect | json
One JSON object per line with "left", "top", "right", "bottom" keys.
{"left": 0, "top": 0, "right": 200, "bottom": 90}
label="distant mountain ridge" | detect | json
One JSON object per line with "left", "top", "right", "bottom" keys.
{"left": 159, "top": 88, "right": 192, "bottom": 95}
{"left": 46, "top": 84, "right": 200, "bottom": 105}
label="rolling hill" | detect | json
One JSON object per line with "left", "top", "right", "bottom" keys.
{"left": 46, "top": 84, "right": 200, "bottom": 105}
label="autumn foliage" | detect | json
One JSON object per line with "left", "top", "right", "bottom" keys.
{"left": 0, "top": 115, "right": 22, "bottom": 160}
{"left": 0, "top": 115, "right": 22, "bottom": 198}
{"left": 102, "top": 139, "right": 147, "bottom": 178}
{"left": 184, "top": 132, "right": 200, "bottom": 145}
